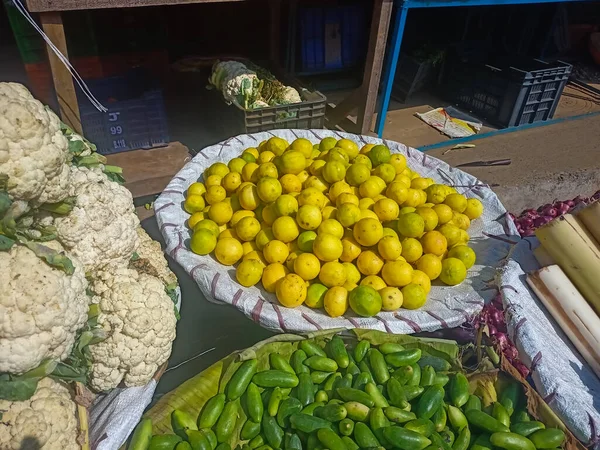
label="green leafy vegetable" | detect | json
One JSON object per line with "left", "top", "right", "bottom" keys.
{"left": 0, "top": 359, "right": 58, "bottom": 401}
{"left": 23, "top": 240, "right": 75, "bottom": 275}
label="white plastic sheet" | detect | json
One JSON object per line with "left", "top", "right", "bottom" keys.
{"left": 155, "top": 130, "right": 514, "bottom": 334}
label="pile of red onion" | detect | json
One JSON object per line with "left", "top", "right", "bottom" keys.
{"left": 510, "top": 190, "right": 600, "bottom": 237}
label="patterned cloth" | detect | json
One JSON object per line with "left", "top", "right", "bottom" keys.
{"left": 155, "top": 130, "right": 514, "bottom": 334}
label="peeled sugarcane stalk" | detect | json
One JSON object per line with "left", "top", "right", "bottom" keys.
{"left": 577, "top": 201, "right": 600, "bottom": 244}
{"left": 535, "top": 214, "right": 600, "bottom": 315}
{"left": 533, "top": 245, "right": 555, "bottom": 267}
{"left": 527, "top": 265, "right": 600, "bottom": 380}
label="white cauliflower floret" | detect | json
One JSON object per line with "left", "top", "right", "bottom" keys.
{"left": 222, "top": 68, "right": 258, "bottom": 105}
{"left": 0, "top": 242, "right": 88, "bottom": 374}
{"left": 88, "top": 267, "right": 177, "bottom": 392}
{"left": 210, "top": 60, "right": 248, "bottom": 91}
{"left": 68, "top": 165, "right": 108, "bottom": 193}
{"left": 280, "top": 86, "right": 302, "bottom": 104}
{"left": 54, "top": 177, "right": 139, "bottom": 271}
{"left": 133, "top": 227, "right": 177, "bottom": 286}
{"left": 0, "top": 82, "right": 70, "bottom": 203}
{"left": 0, "top": 377, "right": 80, "bottom": 450}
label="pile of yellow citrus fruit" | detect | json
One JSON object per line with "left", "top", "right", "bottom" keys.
{"left": 184, "top": 136, "right": 483, "bottom": 318}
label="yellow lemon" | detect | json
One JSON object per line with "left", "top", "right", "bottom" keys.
{"left": 360, "top": 275, "right": 387, "bottom": 291}
{"left": 389, "top": 154, "right": 407, "bottom": 174}
{"left": 451, "top": 212, "right": 471, "bottom": 231}
{"left": 444, "top": 193, "right": 468, "bottom": 213}
{"left": 263, "top": 240, "right": 290, "bottom": 264}
{"left": 276, "top": 150, "right": 306, "bottom": 175}
{"left": 354, "top": 154, "right": 373, "bottom": 170}
{"left": 184, "top": 194, "right": 206, "bottom": 214}
{"left": 228, "top": 157, "right": 247, "bottom": 173}
{"left": 290, "top": 138, "right": 314, "bottom": 158}
{"left": 360, "top": 143, "right": 375, "bottom": 155}
{"left": 306, "top": 283, "right": 328, "bottom": 308}
{"left": 425, "top": 184, "right": 448, "bottom": 204}
{"left": 346, "top": 163, "right": 371, "bottom": 186}
{"left": 280, "top": 174, "right": 302, "bottom": 194}
{"left": 262, "top": 263, "right": 289, "bottom": 292}
{"left": 222, "top": 172, "right": 242, "bottom": 193}
{"left": 238, "top": 184, "right": 260, "bottom": 210}
{"left": 244, "top": 146, "right": 259, "bottom": 159}
{"left": 297, "top": 231, "right": 317, "bottom": 252}
{"left": 458, "top": 229, "right": 470, "bottom": 245}
{"left": 359, "top": 207, "right": 379, "bottom": 221}
{"left": 380, "top": 287, "right": 403, "bottom": 311}
{"left": 257, "top": 162, "right": 279, "bottom": 179}
{"left": 328, "top": 181, "right": 353, "bottom": 203}
{"left": 463, "top": 198, "right": 484, "bottom": 220}
{"left": 385, "top": 182, "right": 408, "bottom": 205}
{"left": 256, "top": 177, "right": 282, "bottom": 203}
{"left": 373, "top": 163, "right": 396, "bottom": 184}
{"left": 265, "top": 137, "right": 289, "bottom": 156}
{"left": 403, "top": 188, "right": 425, "bottom": 207}
{"left": 214, "top": 237, "right": 243, "bottom": 265}
{"left": 230, "top": 210, "right": 254, "bottom": 227}
{"left": 336, "top": 138, "right": 359, "bottom": 160}
{"left": 394, "top": 174, "right": 412, "bottom": 188}
{"left": 204, "top": 175, "right": 222, "bottom": 189}
{"left": 294, "top": 253, "right": 321, "bottom": 281}
{"left": 241, "top": 163, "right": 259, "bottom": 183}
{"left": 236, "top": 260, "right": 264, "bottom": 287}
{"left": 255, "top": 228, "right": 274, "bottom": 250}
{"left": 189, "top": 229, "right": 217, "bottom": 255}
{"left": 415, "top": 207, "right": 439, "bottom": 232}
{"left": 318, "top": 219, "right": 344, "bottom": 239}
{"left": 420, "top": 231, "right": 448, "bottom": 256}
{"left": 272, "top": 216, "right": 300, "bottom": 243}
{"left": 396, "top": 212, "right": 425, "bottom": 238}
{"left": 243, "top": 250, "right": 268, "bottom": 267}
{"left": 411, "top": 177, "right": 433, "bottom": 190}
{"left": 353, "top": 218, "right": 383, "bottom": 247}
{"left": 219, "top": 228, "right": 238, "bottom": 240}
{"left": 336, "top": 193, "right": 359, "bottom": 208}
{"left": 276, "top": 273, "right": 307, "bottom": 307}
{"left": 286, "top": 250, "right": 302, "bottom": 272}
{"left": 324, "top": 286, "right": 349, "bottom": 318}
{"left": 378, "top": 236, "right": 402, "bottom": 261}
{"left": 357, "top": 250, "right": 384, "bottom": 276}
{"left": 342, "top": 262, "right": 361, "bottom": 286}
{"left": 439, "top": 258, "right": 467, "bottom": 286}
{"left": 374, "top": 198, "right": 400, "bottom": 222}
{"left": 401, "top": 284, "right": 427, "bottom": 309}
{"left": 411, "top": 270, "right": 431, "bottom": 294}
{"left": 340, "top": 233, "right": 362, "bottom": 263}
{"left": 401, "top": 237, "right": 423, "bottom": 263}
{"left": 382, "top": 227, "right": 399, "bottom": 239}
{"left": 261, "top": 203, "right": 278, "bottom": 226}
{"left": 242, "top": 241, "right": 258, "bottom": 255}
{"left": 194, "top": 219, "right": 220, "bottom": 236}
{"left": 320, "top": 137, "right": 338, "bottom": 152}
{"left": 208, "top": 201, "right": 233, "bottom": 225}
{"left": 348, "top": 285, "right": 382, "bottom": 317}
{"left": 319, "top": 261, "right": 347, "bottom": 287}
{"left": 205, "top": 185, "right": 226, "bottom": 205}
{"left": 303, "top": 175, "right": 329, "bottom": 193}
{"left": 187, "top": 182, "right": 206, "bottom": 197}
{"left": 337, "top": 203, "right": 361, "bottom": 228}
{"left": 437, "top": 223, "right": 462, "bottom": 247}
{"left": 257, "top": 151, "right": 275, "bottom": 164}
{"left": 432, "top": 204, "right": 454, "bottom": 225}
{"left": 235, "top": 217, "right": 261, "bottom": 242}
{"left": 416, "top": 254, "right": 442, "bottom": 280}
{"left": 207, "top": 162, "right": 229, "bottom": 178}
{"left": 309, "top": 159, "right": 327, "bottom": 177}
{"left": 322, "top": 160, "right": 346, "bottom": 184}
{"left": 359, "top": 197, "right": 375, "bottom": 211}
{"left": 328, "top": 147, "right": 350, "bottom": 166}
{"left": 382, "top": 261, "right": 413, "bottom": 287}
{"left": 298, "top": 188, "right": 327, "bottom": 209}
{"left": 272, "top": 194, "right": 297, "bottom": 218}
{"left": 188, "top": 211, "right": 206, "bottom": 229}
{"left": 447, "top": 245, "right": 476, "bottom": 269}
{"left": 313, "top": 233, "right": 343, "bottom": 262}
{"left": 297, "top": 204, "right": 322, "bottom": 231}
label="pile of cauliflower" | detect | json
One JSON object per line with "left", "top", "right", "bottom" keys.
{"left": 0, "top": 82, "right": 178, "bottom": 448}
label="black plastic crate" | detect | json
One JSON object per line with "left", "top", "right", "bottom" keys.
{"left": 440, "top": 53, "right": 572, "bottom": 128}
{"left": 77, "top": 70, "right": 169, "bottom": 155}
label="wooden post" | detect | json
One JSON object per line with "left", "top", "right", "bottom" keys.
{"left": 357, "top": 0, "right": 393, "bottom": 135}
{"left": 40, "top": 11, "right": 82, "bottom": 133}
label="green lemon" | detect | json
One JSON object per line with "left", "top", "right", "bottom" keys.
{"left": 306, "top": 283, "right": 328, "bottom": 308}
{"left": 297, "top": 231, "right": 318, "bottom": 252}
{"left": 368, "top": 145, "right": 391, "bottom": 167}
{"left": 348, "top": 285, "right": 382, "bottom": 317}
{"left": 190, "top": 229, "right": 217, "bottom": 255}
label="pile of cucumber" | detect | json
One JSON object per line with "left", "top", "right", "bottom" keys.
{"left": 131, "top": 337, "right": 566, "bottom": 450}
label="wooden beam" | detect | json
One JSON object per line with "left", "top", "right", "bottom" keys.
{"left": 27, "top": 0, "right": 249, "bottom": 13}
{"left": 357, "top": 0, "right": 393, "bottom": 134}
{"left": 324, "top": 89, "right": 362, "bottom": 128}
{"left": 40, "top": 11, "right": 82, "bottom": 133}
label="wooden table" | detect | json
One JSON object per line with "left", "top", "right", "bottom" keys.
{"left": 26, "top": 0, "right": 393, "bottom": 136}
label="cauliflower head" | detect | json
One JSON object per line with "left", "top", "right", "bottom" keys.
{"left": 0, "top": 242, "right": 89, "bottom": 374}
{"left": 0, "top": 377, "right": 81, "bottom": 450}
{"left": 88, "top": 267, "right": 177, "bottom": 392}
{"left": 280, "top": 86, "right": 302, "bottom": 105}
{"left": 222, "top": 69, "right": 258, "bottom": 105}
{"left": 131, "top": 227, "right": 177, "bottom": 286}
{"left": 53, "top": 177, "right": 139, "bottom": 271}
{"left": 0, "top": 82, "right": 71, "bottom": 203}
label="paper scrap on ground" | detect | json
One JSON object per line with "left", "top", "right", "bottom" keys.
{"left": 416, "top": 106, "right": 482, "bottom": 138}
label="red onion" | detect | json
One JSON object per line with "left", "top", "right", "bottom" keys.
{"left": 566, "top": 200, "right": 575, "bottom": 207}
{"left": 541, "top": 206, "right": 558, "bottom": 217}
{"left": 521, "top": 218, "right": 533, "bottom": 228}
{"left": 533, "top": 217, "right": 550, "bottom": 228}
{"left": 556, "top": 202, "right": 570, "bottom": 215}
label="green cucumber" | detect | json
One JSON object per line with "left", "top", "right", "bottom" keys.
{"left": 253, "top": 371, "right": 299, "bottom": 389}
{"left": 324, "top": 373, "right": 342, "bottom": 392}
{"left": 149, "top": 435, "right": 182, "bottom": 450}
{"left": 465, "top": 410, "right": 510, "bottom": 434}
{"left": 490, "top": 432, "right": 535, "bottom": 450}
{"left": 439, "top": 428, "right": 455, "bottom": 447}
{"left": 299, "top": 340, "right": 327, "bottom": 357}
{"left": 405, "top": 419, "right": 435, "bottom": 437}
{"left": 354, "top": 341, "right": 370, "bottom": 363}
{"left": 337, "top": 387, "right": 375, "bottom": 407}
{"left": 449, "top": 374, "right": 469, "bottom": 408}
{"left": 408, "top": 364, "right": 421, "bottom": 386}
{"left": 198, "top": 394, "right": 226, "bottom": 429}
{"left": 304, "top": 356, "right": 338, "bottom": 373}
{"left": 432, "top": 405, "right": 447, "bottom": 432}
{"left": 263, "top": 413, "right": 284, "bottom": 449}
{"left": 215, "top": 401, "right": 239, "bottom": 443}
{"left": 285, "top": 433, "right": 302, "bottom": 450}
{"left": 199, "top": 429, "right": 216, "bottom": 449}
{"left": 353, "top": 372, "right": 372, "bottom": 391}
{"left": 185, "top": 430, "right": 211, "bottom": 450}
{"left": 339, "top": 418, "right": 355, "bottom": 436}
{"left": 369, "top": 349, "right": 390, "bottom": 384}
{"left": 297, "top": 373, "right": 315, "bottom": 407}
{"left": 391, "top": 366, "right": 413, "bottom": 385}
{"left": 342, "top": 436, "right": 360, "bottom": 450}
{"left": 268, "top": 388, "right": 284, "bottom": 417}
{"left": 315, "top": 404, "right": 348, "bottom": 422}
{"left": 289, "top": 414, "right": 334, "bottom": 433}
{"left": 447, "top": 406, "right": 467, "bottom": 431}
{"left": 416, "top": 385, "right": 444, "bottom": 420}
{"left": 346, "top": 362, "right": 361, "bottom": 378}
{"left": 384, "top": 406, "right": 416, "bottom": 424}
{"left": 499, "top": 383, "right": 522, "bottom": 417}
{"left": 241, "top": 421, "right": 261, "bottom": 440}
{"left": 510, "top": 421, "right": 546, "bottom": 437}
{"left": 317, "top": 428, "right": 347, "bottom": 450}
{"left": 359, "top": 361, "right": 374, "bottom": 379}
{"left": 172, "top": 410, "right": 198, "bottom": 439}
{"left": 128, "top": 418, "right": 153, "bottom": 450}
{"left": 270, "top": 354, "right": 295, "bottom": 375}
{"left": 492, "top": 402, "right": 511, "bottom": 428}
{"left": 354, "top": 422, "right": 381, "bottom": 448}
{"left": 175, "top": 443, "right": 192, "bottom": 450}
{"left": 290, "top": 350, "right": 309, "bottom": 375}
{"left": 366, "top": 382, "right": 389, "bottom": 408}
{"left": 246, "top": 383, "right": 263, "bottom": 423}
{"left": 344, "top": 401, "right": 371, "bottom": 422}
{"left": 385, "top": 349, "right": 422, "bottom": 368}
{"left": 386, "top": 378, "right": 408, "bottom": 409}
{"left": 404, "top": 385, "right": 425, "bottom": 401}
{"left": 470, "top": 434, "right": 493, "bottom": 450}
{"left": 463, "top": 395, "right": 481, "bottom": 412}
{"left": 513, "top": 411, "right": 530, "bottom": 423}
{"left": 249, "top": 436, "right": 264, "bottom": 449}
{"left": 277, "top": 397, "right": 303, "bottom": 428}
{"left": 315, "top": 390, "right": 328, "bottom": 404}
{"left": 417, "top": 355, "right": 452, "bottom": 372}
{"left": 420, "top": 366, "right": 436, "bottom": 387}
{"left": 383, "top": 426, "right": 432, "bottom": 450}
{"left": 310, "top": 371, "right": 332, "bottom": 384}
{"left": 378, "top": 343, "right": 405, "bottom": 354}
{"left": 327, "top": 335, "right": 350, "bottom": 369}
{"left": 528, "top": 429, "right": 565, "bottom": 449}
{"left": 301, "top": 401, "right": 325, "bottom": 416}
{"left": 227, "top": 360, "right": 258, "bottom": 400}
{"left": 451, "top": 425, "right": 470, "bottom": 450}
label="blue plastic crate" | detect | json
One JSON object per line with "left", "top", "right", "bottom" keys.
{"left": 299, "top": 4, "right": 366, "bottom": 75}
{"left": 77, "top": 70, "right": 169, "bottom": 155}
